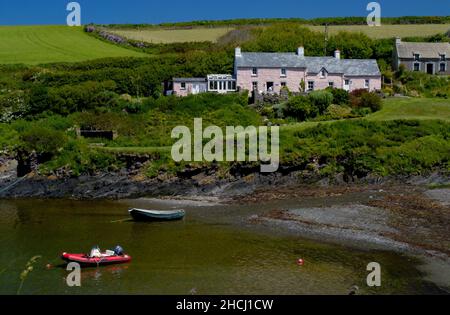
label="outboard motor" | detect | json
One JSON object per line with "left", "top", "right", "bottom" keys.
{"left": 114, "top": 245, "right": 124, "bottom": 256}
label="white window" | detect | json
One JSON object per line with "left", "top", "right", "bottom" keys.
{"left": 364, "top": 79, "right": 370, "bottom": 89}
{"left": 252, "top": 68, "right": 258, "bottom": 76}
{"left": 440, "top": 54, "right": 446, "bottom": 62}
{"left": 414, "top": 63, "right": 420, "bottom": 71}
{"left": 281, "top": 68, "right": 287, "bottom": 77}
{"left": 328, "top": 82, "right": 334, "bottom": 88}
{"left": 345, "top": 79, "right": 350, "bottom": 85}
{"left": 320, "top": 69, "right": 326, "bottom": 78}
{"left": 414, "top": 54, "right": 420, "bottom": 61}
{"left": 252, "top": 81, "right": 258, "bottom": 91}
{"left": 440, "top": 63, "right": 446, "bottom": 72}
{"left": 180, "top": 82, "right": 186, "bottom": 90}
{"left": 307, "top": 81, "right": 314, "bottom": 91}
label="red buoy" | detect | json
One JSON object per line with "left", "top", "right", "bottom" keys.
{"left": 297, "top": 258, "right": 304, "bottom": 266}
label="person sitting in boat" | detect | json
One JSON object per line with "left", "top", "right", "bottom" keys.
{"left": 114, "top": 245, "right": 124, "bottom": 256}
{"left": 89, "top": 246, "right": 102, "bottom": 258}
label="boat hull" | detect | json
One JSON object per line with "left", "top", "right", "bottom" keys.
{"left": 61, "top": 253, "right": 131, "bottom": 267}
{"left": 128, "top": 208, "right": 185, "bottom": 222}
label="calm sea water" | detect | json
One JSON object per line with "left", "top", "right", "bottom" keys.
{"left": 0, "top": 198, "right": 443, "bottom": 295}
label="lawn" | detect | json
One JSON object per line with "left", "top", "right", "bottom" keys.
{"left": 0, "top": 25, "right": 147, "bottom": 65}
{"left": 366, "top": 97, "right": 450, "bottom": 121}
{"left": 307, "top": 24, "right": 450, "bottom": 39}
{"left": 111, "top": 27, "right": 234, "bottom": 44}
{"left": 281, "top": 97, "right": 450, "bottom": 133}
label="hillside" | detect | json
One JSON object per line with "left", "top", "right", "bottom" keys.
{"left": 106, "top": 23, "right": 450, "bottom": 43}
{"left": 0, "top": 25, "right": 147, "bottom": 65}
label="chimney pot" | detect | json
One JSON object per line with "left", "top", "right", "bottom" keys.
{"left": 334, "top": 50, "right": 341, "bottom": 59}
{"left": 297, "top": 47, "right": 305, "bottom": 57}
{"left": 235, "top": 47, "right": 242, "bottom": 57}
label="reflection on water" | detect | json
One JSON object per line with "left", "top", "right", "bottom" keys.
{"left": 0, "top": 198, "right": 444, "bottom": 295}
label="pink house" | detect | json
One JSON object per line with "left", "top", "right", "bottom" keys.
{"left": 234, "top": 47, "right": 381, "bottom": 94}
{"left": 173, "top": 77, "right": 208, "bottom": 97}
{"left": 171, "top": 47, "right": 381, "bottom": 97}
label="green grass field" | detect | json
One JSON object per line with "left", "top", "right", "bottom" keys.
{"left": 281, "top": 97, "right": 450, "bottom": 133}
{"left": 367, "top": 97, "right": 450, "bottom": 121}
{"left": 307, "top": 24, "right": 450, "bottom": 39}
{"left": 0, "top": 25, "right": 147, "bottom": 65}
{"left": 111, "top": 27, "right": 234, "bottom": 44}
{"left": 111, "top": 24, "right": 450, "bottom": 44}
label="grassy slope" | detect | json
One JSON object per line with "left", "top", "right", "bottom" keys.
{"left": 307, "top": 24, "right": 450, "bottom": 39}
{"left": 284, "top": 97, "right": 450, "bottom": 132}
{"left": 0, "top": 25, "right": 147, "bottom": 65}
{"left": 367, "top": 98, "right": 450, "bottom": 121}
{"left": 111, "top": 27, "right": 234, "bottom": 43}
{"left": 110, "top": 24, "right": 450, "bottom": 43}
{"left": 102, "top": 98, "right": 450, "bottom": 154}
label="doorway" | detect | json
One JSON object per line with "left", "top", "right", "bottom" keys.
{"left": 426, "top": 63, "right": 434, "bottom": 75}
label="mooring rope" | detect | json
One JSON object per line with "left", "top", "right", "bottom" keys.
{"left": 0, "top": 175, "right": 28, "bottom": 194}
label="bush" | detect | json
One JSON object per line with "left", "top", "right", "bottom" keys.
{"left": 327, "top": 88, "right": 349, "bottom": 106}
{"left": 284, "top": 95, "right": 317, "bottom": 121}
{"left": 349, "top": 89, "right": 382, "bottom": 112}
{"left": 360, "top": 92, "right": 382, "bottom": 112}
{"left": 19, "top": 126, "right": 66, "bottom": 156}
{"left": 309, "top": 90, "right": 334, "bottom": 113}
{"left": 324, "top": 104, "right": 353, "bottom": 120}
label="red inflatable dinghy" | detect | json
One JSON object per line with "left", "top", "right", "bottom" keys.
{"left": 61, "top": 252, "right": 131, "bottom": 267}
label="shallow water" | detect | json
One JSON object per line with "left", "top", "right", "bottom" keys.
{"left": 0, "top": 198, "right": 444, "bottom": 295}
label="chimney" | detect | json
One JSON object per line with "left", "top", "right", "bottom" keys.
{"left": 395, "top": 37, "right": 402, "bottom": 45}
{"left": 235, "top": 47, "right": 242, "bottom": 57}
{"left": 297, "top": 46, "right": 305, "bottom": 57}
{"left": 334, "top": 50, "right": 341, "bottom": 59}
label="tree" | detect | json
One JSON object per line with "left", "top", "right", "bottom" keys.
{"left": 328, "top": 31, "right": 374, "bottom": 59}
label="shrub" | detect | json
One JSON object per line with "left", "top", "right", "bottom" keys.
{"left": 309, "top": 90, "right": 334, "bottom": 113}
{"left": 19, "top": 126, "right": 66, "bottom": 156}
{"left": 284, "top": 95, "right": 317, "bottom": 121}
{"left": 324, "top": 104, "right": 353, "bottom": 120}
{"left": 360, "top": 92, "right": 382, "bottom": 112}
{"left": 328, "top": 88, "right": 349, "bottom": 106}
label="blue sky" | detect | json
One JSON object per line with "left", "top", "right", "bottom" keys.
{"left": 0, "top": 0, "right": 448, "bottom": 25}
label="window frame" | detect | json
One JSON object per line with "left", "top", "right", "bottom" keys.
{"left": 180, "top": 82, "right": 186, "bottom": 90}
{"left": 414, "top": 53, "right": 420, "bottom": 61}
{"left": 440, "top": 62, "right": 446, "bottom": 72}
{"left": 252, "top": 67, "right": 258, "bottom": 76}
{"left": 280, "top": 68, "right": 287, "bottom": 77}
{"left": 413, "top": 63, "right": 420, "bottom": 72}
{"left": 307, "top": 81, "right": 315, "bottom": 91}
{"left": 364, "top": 79, "right": 370, "bottom": 89}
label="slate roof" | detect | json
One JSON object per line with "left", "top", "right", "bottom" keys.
{"left": 235, "top": 52, "right": 381, "bottom": 76}
{"left": 396, "top": 41, "right": 450, "bottom": 59}
{"left": 173, "top": 77, "right": 207, "bottom": 83}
